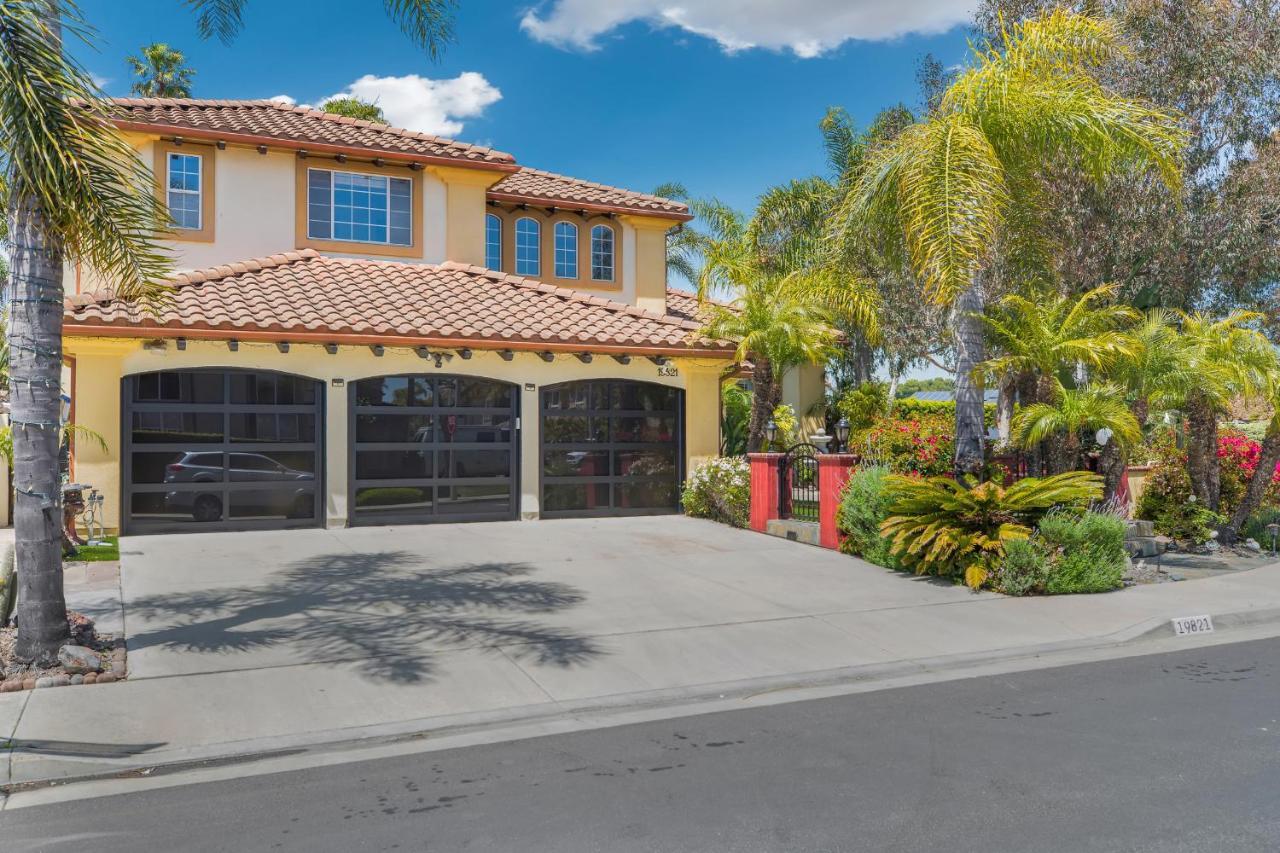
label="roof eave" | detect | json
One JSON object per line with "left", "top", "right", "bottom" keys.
{"left": 115, "top": 121, "right": 521, "bottom": 173}
{"left": 486, "top": 191, "right": 693, "bottom": 222}
{"left": 61, "top": 322, "right": 735, "bottom": 359}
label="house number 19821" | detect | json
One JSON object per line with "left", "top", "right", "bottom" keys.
{"left": 657, "top": 366, "right": 679, "bottom": 377}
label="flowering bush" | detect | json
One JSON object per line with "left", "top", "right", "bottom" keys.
{"left": 852, "top": 414, "right": 954, "bottom": 476}
{"left": 1217, "top": 427, "right": 1280, "bottom": 514}
{"left": 681, "top": 456, "right": 750, "bottom": 528}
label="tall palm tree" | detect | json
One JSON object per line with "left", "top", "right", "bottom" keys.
{"left": 834, "top": 10, "right": 1185, "bottom": 480}
{"left": 1176, "top": 312, "right": 1276, "bottom": 511}
{"left": 126, "top": 42, "right": 194, "bottom": 97}
{"left": 2, "top": 0, "right": 458, "bottom": 664}
{"left": 696, "top": 197, "right": 878, "bottom": 451}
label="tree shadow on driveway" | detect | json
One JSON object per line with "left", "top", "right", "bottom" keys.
{"left": 125, "top": 551, "right": 603, "bottom": 684}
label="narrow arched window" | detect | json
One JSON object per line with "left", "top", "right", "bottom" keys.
{"left": 485, "top": 213, "right": 502, "bottom": 271}
{"left": 515, "top": 217, "right": 540, "bottom": 276}
{"left": 554, "top": 221, "right": 578, "bottom": 278}
{"left": 591, "top": 224, "right": 615, "bottom": 282}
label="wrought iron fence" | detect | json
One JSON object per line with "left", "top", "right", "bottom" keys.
{"left": 779, "top": 443, "right": 820, "bottom": 522}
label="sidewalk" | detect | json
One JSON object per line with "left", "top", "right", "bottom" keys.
{"left": 3, "top": 518, "right": 1280, "bottom": 791}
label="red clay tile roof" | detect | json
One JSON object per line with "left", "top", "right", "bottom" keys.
{"left": 108, "top": 98, "right": 516, "bottom": 167}
{"left": 488, "top": 167, "right": 691, "bottom": 220}
{"left": 64, "top": 250, "right": 732, "bottom": 357}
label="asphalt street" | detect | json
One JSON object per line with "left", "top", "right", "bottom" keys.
{"left": 5, "top": 637, "right": 1279, "bottom": 852}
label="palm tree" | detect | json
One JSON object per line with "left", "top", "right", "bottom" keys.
{"left": 1176, "top": 312, "right": 1276, "bottom": 511}
{"left": 1011, "top": 385, "right": 1142, "bottom": 473}
{"left": 2, "top": 0, "right": 458, "bottom": 665}
{"left": 696, "top": 198, "right": 877, "bottom": 451}
{"left": 834, "top": 10, "right": 1185, "bottom": 480}
{"left": 979, "top": 283, "right": 1138, "bottom": 472}
{"left": 126, "top": 42, "right": 194, "bottom": 97}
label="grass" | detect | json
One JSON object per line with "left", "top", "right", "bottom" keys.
{"left": 69, "top": 536, "right": 120, "bottom": 562}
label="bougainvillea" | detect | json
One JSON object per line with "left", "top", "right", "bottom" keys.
{"left": 852, "top": 414, "right": 955, "bottom": 477}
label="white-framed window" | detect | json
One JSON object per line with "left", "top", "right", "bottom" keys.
{"left": 485, "top": 213, "right": 502, "bottom": 270}
{"left": 166, "top": 152, "right": 202, "bottom": 230}
{"left": 307, "top": 168, "right": 412, "bottom": 246}
{"left": 591, "top": 224, "right": 615, "bottom": 282}
{"left": 515, "top": 217, "right": 540, "bottom": 276}
{"left": 554, "top": 221, "right": 578, "bottom": 278}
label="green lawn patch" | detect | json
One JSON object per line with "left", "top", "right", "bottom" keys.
{"left": 70, "top": 535, "right": 119, "bottom": 562}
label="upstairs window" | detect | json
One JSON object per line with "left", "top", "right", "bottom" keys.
{"left": 515, "top": 217, "right": 540, "bottom": 276}
{"left": 307, "top": 168, "right": 412, "bottom": 246}
{"left": 554, "top": 221, "right": 578, "bottom": 278}
{"left": 167, "top": 152, "right": 202, "bottom": 230}
{"left": 591, "top": 224, "right": 615, "bottom": 282}
{"left": 485, "top": 213, "right": 502, "bottom": 270}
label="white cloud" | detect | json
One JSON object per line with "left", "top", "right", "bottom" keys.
{"left": 321, "top": 72, "right": 501, "bottom": 136}
{"left": 268, "top": 94, "right": 297, "bottom": 106}
{"left": 521, "top": 0, "right": 975, "bottom": 57}
{"left": 90, "top": 73, "right": 111, "bottom": 89}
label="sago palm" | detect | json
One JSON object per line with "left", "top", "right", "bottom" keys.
{"left": 126, "top": 41, "right": 195, "bottom": 97}
{"left": 880, "top": 470, "right": 1102, "bottom": 589}
{"left": 2, "top": 0, "right": 459, "bottom": 664}
{"left": 835, "top": 10, "right": 1185, "bottom": 479}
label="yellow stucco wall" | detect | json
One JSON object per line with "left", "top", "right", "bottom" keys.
{"left": 621, "top": 215, "right": 672, "bottom": 315}
{"left": 781, "top": 362, "right": 828, "bottom": 437}
{"left": 65, "top": 336, "right": 725, "bottom": 531}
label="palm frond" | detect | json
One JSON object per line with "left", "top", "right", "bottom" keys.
{"left": 1, "top": 1, "right": 172, "bottom": 301}
{"left": 184, "top": 0, "right": 247, "bottom": 44}
{"left": 382, "top": 0, "right": 456, "bottom": 60}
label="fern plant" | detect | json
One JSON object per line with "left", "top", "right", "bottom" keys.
{"left": 880, "top": 471, "right": 1102, "bottom": 589}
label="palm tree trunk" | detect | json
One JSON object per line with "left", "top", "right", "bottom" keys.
{"left": 1225, "top": 426, "right": 1280, "bottom": 543}
{"left": 746, "top": 359, "right": 780, "bottom": 452}
{"left": 996, "top": 373, "right": 1015, "bottom": 444}
{"left": 1098, "top": 438, "right": 1126, "bottom": 505}
{"left": 1185, "top": 390, "right": 1220, "bottom": 511}
{"left": 1016, "top": 370, "right": 1040, "bottom": 474}
{"left": 9, "top": 188, "right": 70, "bottom": 664}
{"left": 952, "top": 281, "right": 986, "bottom": 481}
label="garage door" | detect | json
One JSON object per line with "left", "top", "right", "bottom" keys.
{"left": 540, "top": 380, "right": 684, "bottom": 518}
{"left": 349, "top": 374, "right": 519, "bottom": 524}
{"left": 122, "top": 369, "right": 323, "bottom": 534}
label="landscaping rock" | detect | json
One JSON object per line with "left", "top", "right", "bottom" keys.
{"left": 21, "top": 678, "right": 35, "bottom": 690}
{"left": 83, "top": 672, "right": 97, "bottom": 685}
{"left": 50, "top": 674, "right": 70, "bottom": 687}
{"left": 70, "top": 674, "right": 84, "bottom": 686}
{"left": 66, "top": 611, "right": 96, "bottom": 646}
{"left": 97, "top": 672, "right": 116, "bottom": 684}
{"left": 1245, "top": 538, "right": 1261, "bottom": 552}
{"left": 58, "top": 644, "right": 103, "bottom": 675}
{"left": 34, "top": 676, "right": 54, "bottom": 688}
{"left": 1, "top": 680, "right": 21, "bottom": 692}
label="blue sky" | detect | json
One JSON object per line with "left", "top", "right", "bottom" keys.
{"left": 76, "top": 0, "right": 975, "bottom": 214}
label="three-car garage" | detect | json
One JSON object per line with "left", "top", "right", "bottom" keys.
{"left": 119, "top": 368, "right": 687, "bottom": 534}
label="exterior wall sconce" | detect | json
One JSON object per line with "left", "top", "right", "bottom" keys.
{"left": 175, "top": 337, "right": 187, "bottom": 351}
{"left": 538, "top": 352, "right": 554, "bottom": 362}
{"left": 456, "top": 348, "right": 472, "bottom": 360}
{"left": 648, "top": 355, "right": 669, "bottom": 366}
{"left": 612, "top": 354, "right": 630, "bottom": 365}
{"left": 416, "top": 346, "right": 432, "bottom": 359}
{"left": 576, "top": 353, "right": 592, "bottom": 363}
{"left": 276, "top": 342, "right": 290, "bottom": 353}
{"left": 835, "top": 417, "right": 850, "bottom": 453}
{"left": 369, "top": 344, "right": 384, "bottom": 357}
{"left": 499, "top": 350, "right": 514, "bottom": 361}
{"left": 324, "top": 343, "right": 338, "bottom": 354}
{"left": 227, "top": 339, "right": 239, "bottom": 352}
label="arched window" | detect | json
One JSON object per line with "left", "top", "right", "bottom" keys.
{"left": 485, "top": 213, "right": 502, "bottom": 271}
{"left": 553, "top": 221, "right": 578, "bottom": 278}
{"left": 515, "top": 217, "right": 540, "bottom": 276}
{"left": 591, "top": 224, "right": 615, "bottom": 282}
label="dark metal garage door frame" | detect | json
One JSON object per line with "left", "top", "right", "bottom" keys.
{"left": 539, "top": 379, "right": 685, "bottom": 519}
{"left": 120, "top": 368, "right": 326, "bottom": 535}
{"left": 347, "top": 373, "right": 521, "bottom": 526}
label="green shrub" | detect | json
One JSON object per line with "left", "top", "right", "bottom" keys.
{"left": 892, "top": 397, "right": 996, "bottom": 428}
{"left": 836, "top": 382, "right": 889, "bottom": 432}
{"left": 835, "top": 465, "right": 896, "bottom": 567}
{"left": 1155, "top": 501, "right": 1222, "bottom": 545}
{"left": 1038, "top": 510, "right": 1126, "bottom": 595}
{"left": 852, "top": 413, "right": 955, "bottom": 476}
{"left": 1243, "top": 506, "right": 1280, "bottom": 546}
{"left": 681, "top": 457, "right": 750, "bottom": 527}
{"left": 994, "top": 538, "right": 1050, "bottom": 596}
{"left": 769, "top": 403, "right": 800, "bottom": 449}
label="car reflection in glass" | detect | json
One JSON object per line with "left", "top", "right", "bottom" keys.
{"left": 163, "top": 452, "right": 315, "bottom": 521}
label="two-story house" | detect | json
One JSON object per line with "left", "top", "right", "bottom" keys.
{"left": 61, "top": 98, "right": 822, "bottom": 535}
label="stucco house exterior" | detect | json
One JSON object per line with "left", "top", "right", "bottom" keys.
{"left": 61, "top": 98, "right": 823, "bottom": 534}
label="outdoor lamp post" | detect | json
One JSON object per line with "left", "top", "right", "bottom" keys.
{"left": 835, "top": 417, "right": 850, "bottom": 453}
{"left": 765, "top": 419, "right": 778, "bottom": 450}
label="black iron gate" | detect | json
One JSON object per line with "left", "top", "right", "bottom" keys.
{"left": 779, "top": 443, "right": 820, "bottom": 522}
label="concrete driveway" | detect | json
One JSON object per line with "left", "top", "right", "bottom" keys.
{"left": 120, "top": 516, "right": 990, "bottom": 692}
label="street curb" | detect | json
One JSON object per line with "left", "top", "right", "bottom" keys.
{"left": 6, "top": 601, "right": 1280, "bottom": 796}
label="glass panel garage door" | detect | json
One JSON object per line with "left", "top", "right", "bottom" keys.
{"left": 123, "top": 369, "right": 323, "bottom": 534}
{"left": 540, "top": 380, "right": 683, "bottom": 518}
{"left": 349, "top": 374, "right": 519, "bottom": 524}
